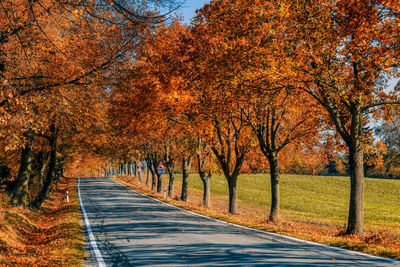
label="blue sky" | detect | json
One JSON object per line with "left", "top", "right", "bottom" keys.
{"left": 178, "top": 0, "right": 210, "bottom": 23}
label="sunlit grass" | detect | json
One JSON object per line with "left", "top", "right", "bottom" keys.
{"left": 173, "top": 173, "right": 400, "bottom": 228}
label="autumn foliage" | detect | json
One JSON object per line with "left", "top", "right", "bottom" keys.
{"left": 88, "top": 0, "right": 400, "bottom": 237}
{"left": 1, "top": 0, "right": 400, "bottom": 261}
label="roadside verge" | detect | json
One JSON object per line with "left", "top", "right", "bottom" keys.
{"left": 0, "top": 177, "right": 84, "bottom": 265}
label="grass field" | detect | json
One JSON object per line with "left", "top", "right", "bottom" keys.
{"left": 172, "top": 173, "right": 400, "bottom": 229}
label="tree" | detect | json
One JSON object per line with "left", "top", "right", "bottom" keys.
{"left": 287, "top": 0, "right": 400, "bottom": 235}
{"left": 210, "top": 113, "right": 250, "bottom": 214}
{"left": 193, "top": 0, "right": 322, "bottom": 220}
{"left": 1, "top": 0, "right": 181, "bottom": 208}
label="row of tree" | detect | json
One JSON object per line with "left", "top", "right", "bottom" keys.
{"left": 0, "top": 0, "right": 180, "bottom": 207}
{"left": 1, "top": 0, "right": 399, "bottom": 238}
{"left": 99, "top": 0, "right": 400, "bottom": 237}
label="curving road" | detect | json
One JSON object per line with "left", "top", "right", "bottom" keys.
{"left": 78, "top": 177, "right": 398, "bottom": 266}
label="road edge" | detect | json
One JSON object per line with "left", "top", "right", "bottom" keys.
{"left": 110, "top": 177, "right": 398, "bottom": 264}
{"left": 78, "top": 178, "right": 107, "bottom": 267}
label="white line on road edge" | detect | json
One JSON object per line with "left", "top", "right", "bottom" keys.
{"left": 110, "top": 177, "right": 398, "bottom": 264}
{"left": 78, "top": 178, "right": 106, "bottom": 267}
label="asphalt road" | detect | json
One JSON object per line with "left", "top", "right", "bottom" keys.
{"left": 78, "top": 177, "right": 398, "bottom": 266}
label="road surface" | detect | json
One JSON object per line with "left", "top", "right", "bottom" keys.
{"left": 78, "top": 177, "right": 398, "bottom": 266}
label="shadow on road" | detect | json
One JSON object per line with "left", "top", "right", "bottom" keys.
{"left": 79, "top": 178, "right": 396, "bottom": 266}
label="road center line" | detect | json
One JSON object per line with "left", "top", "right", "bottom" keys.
{"left": 78, "top": 178, "right": 106, "bottom": 267}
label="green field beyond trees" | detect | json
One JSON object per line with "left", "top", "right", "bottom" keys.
{"left": 174, "top": 174, "right": 400, "bottom": 229}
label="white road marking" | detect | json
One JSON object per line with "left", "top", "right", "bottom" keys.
{"left": 110, "top": 177, "right": 398, "bottom": 264}
{"left": 78, "top": 178, "right": 106, "bottom": 267}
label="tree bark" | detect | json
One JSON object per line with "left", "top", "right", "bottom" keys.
{"left": 151, "top": 171, "right": 156, "bottom": 190}
{"left": 147, "top": 160, "right": 156, "bottom": 190}
{"left": 134, "top": 160, "right": 138, "bottom": 177}
{"left": 346, "top": 144, "right": 364, "bottom": 235}
{"left": 10, "top": 133, "right": 34, "bottom": 207}
{"left": 201, "top": 175, "right": 211, "bottom": 207}
{"left": 228, "top": 176, "right": 238, "bottom": 214}
{"left": 127, "top": 161, "right": 131, "bottom": 176}
{"left": 181, "top": 166, "right": 188, "bottom": 201}
{"left": 108, "top": 162, "right": 112, "bottom": 177}
{"left": 146, "top": 167, "right": 150, "bottom": 186}
{"left": 338, "top": 103, "right": 364, "bottom": 236}
{"left": 197, "top": 150, "right": 212, "bottom": 207}
{"left": 31, "top": 125, "right": 59, "bottom": 208}
{"left": 168, "top": 172, "right": 174, "bottom": 197}
{"left": 268, "top": 153, "right": 280, "bottom": 223}
{"left": 180, "top": 155, "right": 193, "bottom": 202}
{"left": 39, "top": 153, "right": 50, "bottom": 186}
{"left": 156, "top": 172, "right": 162, "bottom": 193}
{"left": 164, "top": 148, "right": 175, "bottom": 198}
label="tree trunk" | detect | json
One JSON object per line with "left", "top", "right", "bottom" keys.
{"left": 39, "top": 153, "right": 50, "bottom": 186}
{"left": 156, "top": 173, "right": 162, "bottom": 193}
{"left": 165, "top": 152, "right": 175, "bottom": 198}
{"left": 168, "top": 172, "right": 174, "bottom": 198}
{"left": 10, "top": 133, "right": 34, "bottom": 207}
{"left": 134, "top": 160, "right": 138, "bottom": 177}
{"left": 146, "top": 167, "right": 150, "bottom": 186}
{"left": 127, "top": 161, "right": 131, "bottom": 176}
{"left": 228, "top": 176, "right": 238, "bottom": 214}
{"left": 201, "top": 175, "right": 211, "bottom": 207}
{"left": 103, "top": 165, "right": 106, "bottom": 177}
{"left": 181, "top": 166, "right": 188, "bottom": 201}
{"left": 31, "top": 126, "right": 58, "bottom": 209}
{"left": 180, "top": 156, "right": 193, "bottom": 202}
{"left": 346, "top": 145, "right": 364, "bottom": 235}
{"left": 268, "top": 153, "right": 280, "bottom": 223}
{"left": 148, "top": 161, "right": 156, "bottom": 190}
{"left": 197, "top": 152, "right": 212, "bottom": 207}
{"left": 151, "top": 171, "right": 156, "bottom": 190}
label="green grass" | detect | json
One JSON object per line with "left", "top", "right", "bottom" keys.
{"left": 173, "top": 173, "right": 400, "bottom": 228}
